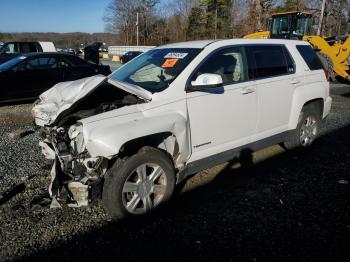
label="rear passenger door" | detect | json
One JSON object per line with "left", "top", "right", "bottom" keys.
{"left": 246, "top": 44, "right": 299, "bottom": 140}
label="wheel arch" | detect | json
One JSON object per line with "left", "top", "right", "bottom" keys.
{"left": 289, "top": 95, "right": 324, "bottom": 130}
{"left": 118, "top": 132, "right": 181, "bottom": 167}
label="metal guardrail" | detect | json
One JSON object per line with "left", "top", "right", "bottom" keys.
{"left": 108, "top": 46, "right": 155, "bottom": 56}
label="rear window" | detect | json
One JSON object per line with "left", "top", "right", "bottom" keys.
{"left": 247, "top": 45, "right": 295, "bottom": 79}
{"left": 296, "top": 45, "right": 323, "bottom": 70}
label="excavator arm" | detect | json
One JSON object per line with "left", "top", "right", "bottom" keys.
{"left": 303, "top": 35, "right": 350, "bottom": 80}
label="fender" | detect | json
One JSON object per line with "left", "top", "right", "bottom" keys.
{"left": 82, "top": 111, "right": 190, "bottom": 164}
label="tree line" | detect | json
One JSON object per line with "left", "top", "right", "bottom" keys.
{"left": 1, "top": 0, "right": 349, "bottom": 48}
{"left": 0, "top": 32, "right": 119, "bottom": 48}
{"left": 103, "top": 0, "right": 350, "bottom": 45}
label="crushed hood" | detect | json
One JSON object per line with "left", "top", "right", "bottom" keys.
{"left": 107, "top": 78, "right": 152, "bottom": 101}
{"left": 32, "top": 75, "right": 152, "bottom": 127}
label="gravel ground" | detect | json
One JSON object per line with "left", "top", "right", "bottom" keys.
{"left": 0, "top": 83, "right": 349, "bottom": 262}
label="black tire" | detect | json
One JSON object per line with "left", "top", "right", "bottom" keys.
{"left": 317, "top": 52, "right": 334, "bottom": 81}
{"left": 283, "top": 103, "right": 322, "bottom": 150}
{"left": 102, "top": 147, "right": 175, "bottom": 220}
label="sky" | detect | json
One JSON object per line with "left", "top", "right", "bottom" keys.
{"left": 0, "top": 0, "right": 113, "bottom": 33}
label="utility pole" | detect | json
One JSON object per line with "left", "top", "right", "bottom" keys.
{"left": 317, "top": 0, "right": 326, "bottom": 36}
{"left": 136, "top": 12, "right": 139, "bottom": 46}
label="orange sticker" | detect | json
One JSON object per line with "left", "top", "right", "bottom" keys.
{"left": 161, "top": 58, "right": 179, "bottom": 68}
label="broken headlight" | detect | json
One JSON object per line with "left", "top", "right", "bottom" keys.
{"left": 68, "top": 123, "right": 85, "bottom": 155}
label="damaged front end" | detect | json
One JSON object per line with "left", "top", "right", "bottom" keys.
{"left": 34, "top": 76, "right": 150, "bottom": 208}
{"left": 39, "top": 123, "right": 108, "bottom": 208}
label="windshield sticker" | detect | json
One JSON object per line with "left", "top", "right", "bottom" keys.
{"left": 161, "top": 58, "right": 179, "bottom": 68}
{"left": 164, "top": 53, "right": 188, "bottom": 59}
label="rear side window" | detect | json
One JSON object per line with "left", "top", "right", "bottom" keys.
{"left": 61, "top": 56, "right": 88, "bottom": 66}
{"left": 296, "top": 45, "right": 323, "bottom": 70}
{"left": 247, "top": 45, "right": 295, "bottom": 78}
{"left": 20, "top": 43, "right": 37, "bottom": 53}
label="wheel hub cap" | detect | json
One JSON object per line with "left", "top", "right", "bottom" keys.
{"left": 138, "top": 180, "right": 152, "bottom": 198}
{"left": 122, "top": 163, "right": 167, "bottom": 215}
{"left": 300, "top": 116, "right": 317, "bottom": 146}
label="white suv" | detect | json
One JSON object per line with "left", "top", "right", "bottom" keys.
{"left": 33, "top": 39, "right": 332, "bottom": 219}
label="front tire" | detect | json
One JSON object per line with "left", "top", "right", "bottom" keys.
{"left": 102, "top": 147, "right": 175, "bottom": 220}
{"left": 284, "top": 104, "right": 322, "bottom": 150}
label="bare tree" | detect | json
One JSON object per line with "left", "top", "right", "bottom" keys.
{"left": 102, "top": 0, "right": 350, "bottom": 45}
{"left": 103, "top": 0, "right": 138, "bottom": 45}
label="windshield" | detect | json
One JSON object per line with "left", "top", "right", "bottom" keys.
{"left": 0, "top": 55, "right": 26, "bottom": 71}
{"left": 109, "top": 48, "right": 202, "bottom": 93}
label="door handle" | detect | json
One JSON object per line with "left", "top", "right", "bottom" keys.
{"left": 290, "top": 79, "right": 300, "bottom": 85}
{"left": 240, "top": 87, "right": 255, "bottom": 94}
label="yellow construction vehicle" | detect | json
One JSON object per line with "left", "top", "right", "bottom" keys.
{"left": 244, "top": 11, "right": 350, "bottom": 81}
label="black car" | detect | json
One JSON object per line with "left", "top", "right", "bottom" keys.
{"left": 120, "top": 51, "right": 143, "bottom": 64}
{"left": 0, "top": 52, "right": 111, "bottom": 103}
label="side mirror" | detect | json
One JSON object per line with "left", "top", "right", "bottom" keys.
{"left": 190, "top": 73, "right": 223, "bottom": 88}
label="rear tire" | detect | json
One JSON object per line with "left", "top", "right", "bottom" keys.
{"left": 284, "top": 104, "right": 322, "bottom": 150}
{"left": 317, "top": 52, "right": 334, "bottom": 81}
{"left": 102, "top": 147, "right": 175, "bottom": 220}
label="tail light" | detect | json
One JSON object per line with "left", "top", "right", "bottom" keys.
{"left": 323, "top": 69, "right": 329, "bottom": 82}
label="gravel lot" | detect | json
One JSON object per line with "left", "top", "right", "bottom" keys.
{"left": 0, "top": 83, "right": 349, "bottom": 262}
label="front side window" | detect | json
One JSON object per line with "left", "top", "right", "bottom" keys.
{"left": 192, "top": 46, "right": 249, "bottom": 85}
{"left": 110, "top": 48, "right": 202, "bottom": 93}
{"left": 247, "top": 45, "right": 293, "bottom": 78}
{"left": 19, "top": 57, "right": 59, "bottom": 70}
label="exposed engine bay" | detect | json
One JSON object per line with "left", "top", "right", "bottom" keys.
{"left": 51, "top": 80, "right": 144, "bottom": 127}
{"left": 36, "top": 79, "right": 146, "bottom": 207}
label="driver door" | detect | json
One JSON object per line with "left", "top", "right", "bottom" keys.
{"left": 186, "top": 46, "right": 258, "bottom": 162}
{"left": 8, "top": 56, "right": 63, "bottom": 99}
